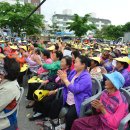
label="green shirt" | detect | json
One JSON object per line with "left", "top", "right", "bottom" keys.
{"left": 43, "top": 61, "right": 61, "bottom": 76}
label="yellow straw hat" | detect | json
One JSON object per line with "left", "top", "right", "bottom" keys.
{"left": 10, "top": 45, "right": 18, "bottom": 50}
{"left": 90, "top": 57, "right": 101, "bottom": 64}
{"left": 20, "top": 64, "right": 28, "bottom": 72}
{"left": 47, "top": 45, "right": 55, "bottom": 51}
{"left": 19, "top": 46, "right": 27, "bottom": 51}
{"left": 28, "top": 76, "right": 43, "bottom": 83}
{"left": 0, "top": 53, "right": 5, "bottom": 59}
{"left": 114, "top": 57, "right": 130, "bottom": 64}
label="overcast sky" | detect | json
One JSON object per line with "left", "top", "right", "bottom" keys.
{"left": 41, "top": 0, "right": 130, "bottom": 25}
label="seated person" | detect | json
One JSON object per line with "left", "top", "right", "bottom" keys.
{"left": 29, "top": 56, "right": 72, "bottom": 121}
{"left": 72, "top": 71, "right": 128, "bottom": 130}
{"left": 103, "top": 52, "right": 116, "bottom": 72}
{"left": 26, "top": 51, "right": 63, "bottom": 108}
{"left": 47, "top": 55, "right": 92, "bottom": 130}
{"left": 115, "top": 57, "right": 130, "bottom": 87}
{"left": 0, "top": 57, "right": 20, "bottom": 130}
{"left": 89, "top": 57, "right": 103, "bottom": 81}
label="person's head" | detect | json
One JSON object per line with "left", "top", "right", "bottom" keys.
{"left": 74, "top": 55, "right": 90, "bottom": 72}
{"left": 34, "top": 48, "right": 41, "bottom": 55}
{"left": 51, "top": 51, "right": 63, "bottom": 61}
{"left": 71, "top": 50, "right": 80, "bottom": 61}
{"left": 116, "top": 61, "right": 129, "bottom": 70}
{"left": 104, "top": 71, "right": 125, "bottom": 91}
{"left": 115, "top": 57, "right": 130, "bottom": 70}
{"left": 19, "top": 46, "right": 27, "bottom": 53}
{"left": 90, "top": 57, "right": 100, "bottom": 69}
{"left": 60, "top": 56, "right": 72, "bottom": 70}
{"left": 41, "top": 49, "right": 50, "bottom": 60}
{"left": 109, "top": 52, "right": 116, "bottom": 60}
{"left": 1, "top": 57, "right": 20, "bottom": 81}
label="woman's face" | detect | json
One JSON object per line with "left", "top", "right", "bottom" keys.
{"left": 74, "top": 57, "right": 85, "bottom": 72}
{"left": 60, "top": 58, "right": 68, "bottom": 70}
{"left": 105, "top": 80, "right": 114, "bottom": 89}
{"left": 116, "top": 61, "right": 122, "bottom": 70}
{"left": 51, "top": 52, "right": 58, "bottom": 61}
{"left": 90, "top": 60, "right": 96, "bottom": 68}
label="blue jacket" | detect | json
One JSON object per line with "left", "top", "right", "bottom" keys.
{"left": 63, "top": 70, "right": 92, "bottom": 116}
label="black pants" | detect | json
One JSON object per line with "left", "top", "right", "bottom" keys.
{"left": 49, "top": 97, "right": 78, "bottom": 130}
{"left": 33, "top": 94, "right": 56, "bottom": 117}
{"left": 27, "top": 83, "right": 41, "bottom": 100}
{"left": 17, "top": 71, "right": 26, "bottom": 85}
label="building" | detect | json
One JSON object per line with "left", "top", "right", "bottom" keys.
{"left": 0, "top": 0, "right": 24, "bottom": 4}
{"left": 52, "top": 13, "right": 111, "bottom": 33}
{"left": 24, "top": 0, "right": 41, "bottom": 14}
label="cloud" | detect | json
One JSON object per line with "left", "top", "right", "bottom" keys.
{"left": 41, "top": 0, "right": 130, "bottom": 25}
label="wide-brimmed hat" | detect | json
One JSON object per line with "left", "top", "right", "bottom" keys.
{"left": 90, "top": 57, "right": 101, "bottom": 64}
{"left": 114, "top": 57, "right": 130, "bottom": 64}
{"left": 104, "top": 71, "right": 125, "bottom": 89}
{"left": 19, "top": 46, "right": 27, "bottom": 51}
{"left": 10, "top": 45, "right": 18, "bottom": 50}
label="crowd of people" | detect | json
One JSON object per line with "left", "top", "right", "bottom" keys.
{"left": 0, "top": 39, "right": 130, "bottom": 130}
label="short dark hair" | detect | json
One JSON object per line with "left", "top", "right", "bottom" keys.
{"left": 71, "top": 50, "right": 80, "bottom": 59}
{"left": 35, "top": 48, "right": 41, "bottom": 55}
{"left": 4, "top": 57, "right": 20, "bottom": 81}
{"left": 62, "top": 56, "right": 72, "bottom": 68}
{"left": 41, "top": 49, "right": 50, "bottom": 58}
{"left": 55, "top": 51, "right": 63, "bottom": 61}
{"left": 77, "top": 55, "right": 91, "bottom": 69}
{"left": 120, "top": 62, "right": 129, "bottom": 69}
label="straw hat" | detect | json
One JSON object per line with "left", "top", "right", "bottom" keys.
{"left": 47, "top": 45, "right": 55, "bottom": 51}
{"left": 90, "top": 57, "right": 101, "bottom": 63}
{"left": 114, "top": 57, "right": 130, "bottom": 64}
{"left": 19, "top": 46, "right": 27, "bottom": 51}
{"left": 0, "top": 53, "right": 5, "bottom": 59}
{"left": 10, "top": 45, "right": 18, "bottom": 50}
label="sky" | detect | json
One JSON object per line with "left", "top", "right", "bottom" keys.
{"left": 41, "top": 0, "right": 130, "bottom": 25}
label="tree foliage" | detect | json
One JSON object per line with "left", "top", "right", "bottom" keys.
{"left": 67, "top": 14, "right": 96, "bottom": 37}
{"left": 0, "top": 1, "right": 44, "bottom": 36}
{"left": 95, "top": 22, "right": 130, "bottom": 40}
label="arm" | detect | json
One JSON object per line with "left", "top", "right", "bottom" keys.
{"left": 43, "top": 61, "right": 60, "bottom": 70}
{"left": 67, "top": 76, "right": 92, "bottom": 94}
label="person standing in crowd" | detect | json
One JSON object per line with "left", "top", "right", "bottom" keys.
{"left": 0, "top": 57, "right": 20, "bottom": 130}
{"left": 71, "top": 71, "right": 128, "bottom": 130}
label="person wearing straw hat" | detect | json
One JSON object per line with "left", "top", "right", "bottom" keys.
{"left": 89, "top": 57, "right": 103, "bottom": 81}
{"left": 71, "top": 71, "right": 128, "bottom": 130}
{"left": 7, "top": 45, "right": 18, "bottom": 59}
{"left": 115, "top": 57, "right": 130, "bottom": 87}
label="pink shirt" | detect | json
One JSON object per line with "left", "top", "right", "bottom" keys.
{"left": 99, "top": 90, "right": 128, "bottom": 130}
{"left": 66, "top": 75, "right": 77, "bottom": 105}
{"left": 37, "top": 58, "right": 52, "bottom": 75}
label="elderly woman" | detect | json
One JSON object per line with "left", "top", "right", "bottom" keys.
{"left": 115, "top": 57, "right": 130, "bottom": 87}
{"left": 56, "top": 55, "right": 92, "bottom": 130}
{"left": 0, "top": 57, "right": 20, "bottom": 130}
{"left": 72, "top": 71, "right": 128, "bottom": 130}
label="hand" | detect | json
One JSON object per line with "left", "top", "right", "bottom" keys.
{"left": 49, "top": 89, "right": 58, "bottom": 96}
{"left": 42, "top": 80, "right": 48, "bottom": 85}
{"left": 57, "top": 70, "right": 67, "bottom": 81}
{"left": 91, "top": 100, "right": 104, "bottom": 110}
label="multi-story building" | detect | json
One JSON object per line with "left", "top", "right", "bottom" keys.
{"left": 52, "top": 13, "right": 111, "bottom": 33}
{"left": 0, "top": 0, "right": 24, "bottom": 4}
{"left": 24, "top": 0, "right": 41, "bottom": 14}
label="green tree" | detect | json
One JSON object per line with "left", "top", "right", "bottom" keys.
{"left": 123, "top": 22, "right": 130, "bottom": 32}
{"left": 67, "top": 14, "right": 96, "bottom": 37}
{"left": 0, "top": 1, "right": 44, "bottom": 36}
{"left": 95, "top": 25, "right": 124, "bottom": 40}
